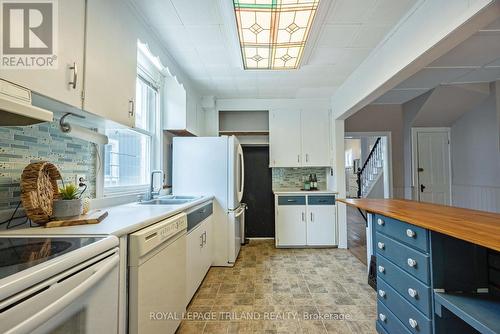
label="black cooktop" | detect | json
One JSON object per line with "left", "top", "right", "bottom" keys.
{"left": 0, "top": 237, "right": 103, "bottom": 280}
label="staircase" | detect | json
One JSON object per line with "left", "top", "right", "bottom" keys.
{"left": 357, "top": 138, "right": 383, "bottom": 198}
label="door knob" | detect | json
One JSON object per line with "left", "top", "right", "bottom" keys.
{"left": 420, "top": 184, "right": 426, "bottom": 192}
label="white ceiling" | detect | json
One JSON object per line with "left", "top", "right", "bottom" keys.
{"left": 131, "top": 0, "right": 417, "bottom": 99}
{"left": 373, "top": 18, "right": 500, "bottom": 105}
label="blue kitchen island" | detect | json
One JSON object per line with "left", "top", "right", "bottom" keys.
{"left": 338, "top": 199, "right": 500, "bottom": 334}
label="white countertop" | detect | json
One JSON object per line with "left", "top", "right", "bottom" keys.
{"left": 273, "top": 189, "right": 338, "bottom": 195}
{"left": 0, "top": 196, "right": 214, "bottom": 237}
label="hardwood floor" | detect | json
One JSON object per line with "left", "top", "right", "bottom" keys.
{"left": 178, "top": 240, "right": 376, "bottom": 334}
{"left": 347, "top": 206, "right": 367, "bottom": 266}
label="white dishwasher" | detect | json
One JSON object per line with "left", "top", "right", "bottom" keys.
{"left": 128, "top": 213, "right": 187, "bottom": 334}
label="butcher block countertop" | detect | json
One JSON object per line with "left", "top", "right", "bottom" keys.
{"left": 337, "top": 198, "right": 500, "bottom": 252}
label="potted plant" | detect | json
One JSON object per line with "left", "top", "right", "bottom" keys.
{"left": 52, "top": 183, "right": 83, "bottom": 218}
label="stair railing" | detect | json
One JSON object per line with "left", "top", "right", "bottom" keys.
{"left": 356, "top": 137, "right": 382, "bottom": 198}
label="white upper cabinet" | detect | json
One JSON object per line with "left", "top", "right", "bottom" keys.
{"left": 164, "top": 77, "right": 202, "bottom": 136}
{"left": 0, "top": 0, "right": 85, "bottom": 108}
{"left": 83, "top": 0, "right": 138, "bottom": 128}
{"left": 301, "top": 109, "right": 331, "bottom": 167}
{"left": 269, "top": 109, "right": 302, "bottom": 167}
{"left": 269, "top": 108, "right": 331, "bottom": 167}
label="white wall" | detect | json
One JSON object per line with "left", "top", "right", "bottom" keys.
{"left": 451, "top": 84, "right": 500, "bottom": 212}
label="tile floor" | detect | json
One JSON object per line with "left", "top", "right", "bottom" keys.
{"left": 178, "top": 240, "right": 377, "bottom": 334}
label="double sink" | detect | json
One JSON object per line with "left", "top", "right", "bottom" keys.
{"left": 138, "top": 195, "right": 201, "bottom": 206}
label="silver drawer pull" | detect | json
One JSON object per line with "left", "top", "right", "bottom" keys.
{"left": 377, "top": 218, "right": 384, "bottom": 226}
{"left": 378, "top": 290, "right": 386, "bottom": 298}
{"left": 409, "top": 318, "right": 418, "bottom": 329}
{"left": 407, "top": 258, "right": 417, "bottom": 267}
{"left": 378, "top": 265, "right": 385, "bottom": 273}
{"left": 377, "top": 242, "right": 385, "bottom": 250}
{"left": 408, "top": 288, "right": 418, "bottom": 298}
{"left": 406, "top": 229, "right": 416, "bottom": 238}
{"left": 379, "top": 314, "right": 387, "bottom": 322}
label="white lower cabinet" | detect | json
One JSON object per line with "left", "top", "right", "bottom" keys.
{"left": 186, "top": 215, "right": 212, "bottom": 305}
{"left": 275, "top": 195, "right": 336, "bottom": 247}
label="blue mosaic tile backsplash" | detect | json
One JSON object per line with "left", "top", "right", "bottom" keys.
{"left": 0, "top": 122, "right": 96, "bottom": 210}
{"left": 272, "top": 167, "right": 327, "bottom": 190}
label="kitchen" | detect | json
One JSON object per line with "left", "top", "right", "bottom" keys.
{"left": 0, "top": 1, "right": 500, "bottom": 334}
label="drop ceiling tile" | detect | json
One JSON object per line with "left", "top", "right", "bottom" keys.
{"left": 317, "top": 25, "right": 360, "bottom": 48}
{"left": 131, "top": 0, "right": 182, "bottom": 26}
{"left": 450, "top": 67, "right": 500, "bottom": 84}
{"left": 308, "top": 47, "right": 347, "bottom": 65}
{"left": 186, "top": 25, "right": 225, "bottom": 48}
{"left": 170, "top": 0, "right": 221, "bottom": 25}
{"left": 325, "top": 0, "right": 377, "bottom": 24}
{"left": 351, "top": 25, "right": 391, "bottom": 48}
{"left": 365, "top": 0, "right": 417, "bottom": 25}
{"left": 429, "top": 31, "right": 500, "bottom": 67}
{"left": 396, "top": 68, "right": 474, "bottom": 89}
{"left": 373, "top": 89, "right": 430, "bottom": 104}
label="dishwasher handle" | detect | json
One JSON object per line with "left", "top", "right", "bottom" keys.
{"left": 5, "top": 254, "right": 119, "bottom": 334}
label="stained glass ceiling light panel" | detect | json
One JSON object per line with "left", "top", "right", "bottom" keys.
{"left": 233, "top": 0, "right": 320, "bottom": 70}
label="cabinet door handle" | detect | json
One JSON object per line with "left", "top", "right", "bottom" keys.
{"left": 128, "top": 99, "right": 135, "bottom": 117}
{"left": 377, "top": 242, "right": 385, "bottom": 250}
{"left": 301, "top": 212, "right": 305, "bottom": 222}
{"left": 200, "top": 234, "right": 204, "bottom": 247}
{"left": 378, "top": 290, "right": 386, "bottom": 298}
{"left": 310, "top": 212, "right": 313, "bottom": 222}
{"left": 203, "top": 231, "right": 207, "bottom": 245}
{"left": 408, "top": 288, "right": 418, "bottom": 298}
{"left": 409, "top": 318, "right": 418, "bottom": 329}
{"left": 69, "top": 62, "right": 78, "bottom": 89}
{"left": 379, "top": 314, "right": 387, "bottom": 322}
{"left": 297, "top": 155, "right": 300, "bottom": 163}
{"left": 378, "top": 266, "right": 385, "bottom": 273}
{"left": 406, "top": 229, "right": 416, "bottom": 238}
{"left": 377, "top": 218, "right": 384, "bottom": 226}
{"left": 306, "top": 154, "right": 309, "bottom": 162}
{"left": 407, "top": 258, "right": 417, "bottom": 268}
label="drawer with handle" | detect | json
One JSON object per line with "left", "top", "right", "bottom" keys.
{"left": 376, "top": 232, "right": 430, "bottom": 284}
{"left": 375, "top": 214, "right": 429, "bottom": 253}
{"left": 307, "top": 195, "right": 335, "bottom": 205}
{"left": 187, "top": 202, "right": 213, "bottom": 232}
{"left": 277, "top": 196, "right": 306, "bottom": 205}
{"left": 377, "top": 300, "right": 412, "bottom": 334}
{"left": 378, "top": 278, "right": 432, "bottom": 334}
{"left": 377, "top": 255, "right": 432, "bottom": 315}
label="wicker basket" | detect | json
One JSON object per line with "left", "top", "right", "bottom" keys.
{"left": 20, "top": 161, "right": 62, "bottom": 224}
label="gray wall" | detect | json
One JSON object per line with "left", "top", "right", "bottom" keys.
{"left": 345, "top": 104, "right": 405, "bottom": 198}
{"left": 451, "top": 88, "right": 500, "bottom": 212}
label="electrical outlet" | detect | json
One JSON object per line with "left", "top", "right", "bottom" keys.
{"left": 75, "top": 174, "right": 87, "bottom": 188}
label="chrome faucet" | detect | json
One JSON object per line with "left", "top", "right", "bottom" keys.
{"left": 145, "top": 170, "right": 164, "bottom": 201}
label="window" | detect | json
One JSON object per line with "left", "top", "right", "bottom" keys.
{"left": 104, "top": 76, "right": 160, "bottom": 194}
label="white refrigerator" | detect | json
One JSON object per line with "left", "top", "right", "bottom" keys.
{"left": 173, "top": 136, "right": 245, "bottom": 266}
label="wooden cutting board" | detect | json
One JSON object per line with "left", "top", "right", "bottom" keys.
{"left": 45, "top": 210, "right": 108, "bottom": 228}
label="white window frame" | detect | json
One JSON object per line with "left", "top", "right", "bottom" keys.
{"left": 102, "top": 44, "right": 164, "bottom": 198}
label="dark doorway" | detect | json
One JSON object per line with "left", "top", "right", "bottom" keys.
{"left": 242, "top": 146, "right": 274, "bottom": 238}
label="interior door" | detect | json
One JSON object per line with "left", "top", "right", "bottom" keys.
{"left": 301, "top": 109, "right": 331, "bottom": 167}
{"left": 416, "top": 130, "right": 451, "bottom": 205}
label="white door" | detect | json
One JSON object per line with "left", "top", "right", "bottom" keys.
{"left": 306, "top": 206, "right": 336, "bottom": 246}
{"left": 0, "top": 0, "right": 85, "bottom": 108}
{"left": 84, "top": 0, "right": 138, "bottom": 127}
{"left": 269, "top": 109, "right": 302, "bottom": 167}
{"left": 276, "top": 206, "right": 306, "bottom": 246}
{"left": 416, "top": 130, "right": 451, "bottom": 205}
{"left": 301, "top": 109, "right": 331, "bottom": 167}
